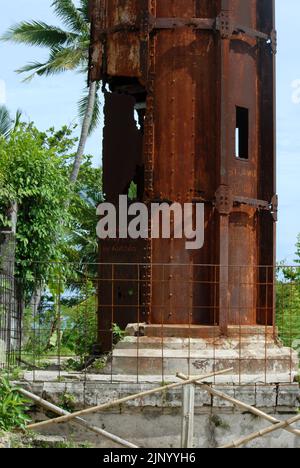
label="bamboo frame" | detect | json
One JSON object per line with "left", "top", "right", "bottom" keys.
{"left": 177, "top": 373, "right": 300, "bottom": 438}
{"left": 26, "top": 368, "right": 233, "bottom": 431}
{"left": 19, "top": 388, "right": 139, "bottom": 449}
{"left": 23, "top": 366, "right": 299, "bottom": 448}
{"left": 220, "top": 413, "right": 300, "bottom": 449}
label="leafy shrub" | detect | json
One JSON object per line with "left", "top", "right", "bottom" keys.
{"left": 59, "top": 393, "right": 76, "bottom": 412}
{"left": 112, "top": 323, "right": 125, "bottom": 345}
{"left": 276, "top": 281, "right": 300, "bottom": 353}
{"left": 0, "top": 376, "right": 31, "bottom": 431}
{"left": 61, "top": 295, "right": 97, "bottom": 360}
{"left": 22, "top": 293, "right": 97, "bottom": 364}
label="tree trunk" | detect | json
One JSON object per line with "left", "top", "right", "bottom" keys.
{"left": 70, "top": 81, "right": 97, "bottom": 184}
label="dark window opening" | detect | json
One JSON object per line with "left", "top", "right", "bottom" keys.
{"left": 235, "top": 106, "right": 249, "bottom": 160}
{"left": 102, "top": 78, "right": 147, "bottom": 203}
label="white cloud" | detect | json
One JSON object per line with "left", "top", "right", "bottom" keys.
{"left": 0, "top": 80, "right": 6, "bottom": 104}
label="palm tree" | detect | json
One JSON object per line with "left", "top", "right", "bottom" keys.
{"left": 1, "top": 0, "right": 100, "bottom": 184}
{"left": 0, "top": 105, "right": 12, "bottom": 138}
{"left": 0, "top": 105, "right": 22, "bottom": 139}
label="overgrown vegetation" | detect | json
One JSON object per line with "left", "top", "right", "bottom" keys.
{"left": 21, "top": 292, "right": 98, "bottom": 368}
{"left": 276, "top": 236, "right": 300, "bottom": 354}
{"left": 0, "top": 376, "right": 31, "bottom": 431}
{"left": 0, "top": 121, "right": 102, "bottom": 290}
{"left": 59, "top": 392, "right": 77, "bottom": 412}
{"left": 276, "top": 281, "right": 300, "bottom": 349}
{"left": 112, "top": 323, "right": 126, "bottom": 345}
{"left": 0, "top": 119, "right": 103, "bottom": 370}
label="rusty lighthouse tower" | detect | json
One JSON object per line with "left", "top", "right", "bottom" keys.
{"left": 89, "top": 0, "right": 277, "bottom": 352}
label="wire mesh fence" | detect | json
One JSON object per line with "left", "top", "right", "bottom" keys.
{"left": 0, "top": 262, "right": 299, "bottom": 386}
{"left": 0, "top": 271, "right": 21, "bottom": 369}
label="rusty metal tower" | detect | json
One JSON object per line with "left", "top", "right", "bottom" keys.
{"left": 89, "top": 0, "right": 277, "bottom": 352}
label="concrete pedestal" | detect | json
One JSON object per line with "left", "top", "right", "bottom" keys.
{"left": 106, "top": 325, "right": 299, "bottom": 384}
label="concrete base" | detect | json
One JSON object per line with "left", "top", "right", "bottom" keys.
{"left": 20, "top": 370, "right": 297, "bottom": 386}
{"left": 105, "top": 326, "right": 299, "bottom": 384}
{"left": 139, "top": 324, "right": 275, "bottom": 339}
{"left": 18, "top": 326, "right": 299, "bottom": 447}
{"left": 21, "top": 378, "right": 300, "bottom": 448}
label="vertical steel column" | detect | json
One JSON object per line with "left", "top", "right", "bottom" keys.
{"left": 218, "top": 1, "right": 231, "bottom": 335}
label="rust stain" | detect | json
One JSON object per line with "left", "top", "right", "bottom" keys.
{"left": 89, "top": 0, "right": 276, "bottom": 351}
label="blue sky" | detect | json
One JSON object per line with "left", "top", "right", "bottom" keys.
{"left": 0, "top": 1, "right": 300, "bottom": 263}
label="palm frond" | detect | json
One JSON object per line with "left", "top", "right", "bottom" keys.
{"left": 0, "top": 106, "right": 12, "bottom": 139}
{"left": 1, "top": 21, "right": 77, "bottom": 48}
{"left": 51, "top": 0, "right": 89, "bottom": 33}
{"left": 16, "top": 62, "right": 51, "bottom": 81}
{"left": 48, "top": 45, "right": 87, "bottom": 73}
{"left": 13, "top": 110, "right": 23, "bottom": 131}
{"left": 78, "top": 0, "right": 90, "bottom": 23}
{"left": 78, "top": 83, "right": 101, "bottom": 135}
{"left": 16, "top": 46, "right": 86, "bottom": 80}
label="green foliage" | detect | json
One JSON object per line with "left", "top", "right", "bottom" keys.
{"left": 0, "top": 120, "right": 102, "bottom": 369}
{"left": 0, "top": 376, "right": 31, "bottom": 431}
{"left": 91, "top": 357, "right": 108, "bottom": 371}
{"left": 59, "top": 392, "right": 76, "bottom": 412}
{"left": 0, "top": 123, "right": 73, "bottom": 291}
{"left": 276, "top": 243, "right": 300, "bottom": 355}
{"left": 0, "top": 120, "right": 102, "bottom": 366}
{"left": 112, "top": 323, "right": 125, "bottom": 345}
{"left": 1, "top": 0, "right": 100, "bottom": 134}
{"left": 2, "top": 21, "right": 78, "bottom": 49}
{"left": 0, "top": 106, "right": 12, "bottom": 139}
{"left": 0, "top": 105, "right": 22, "bottom": 140}
{"left": 64, "top": 159, "right": 103, "bottom": 279}
{"left": 3, "top": 367, "right": 24, "bottom": 381}
{"left": 22, "top": 292, "right": 97, "bottom": 364}
{"left": 128, "top": 181, "right": 138, "bottom": 201}
{"left": 0, "top": 121, "right": 102, "bottom": 293}
{"left": 277, "top": 281, "right": 300, "bottom": 349}
{"left": 61, "top": 294, "right": 97, "bottom": 359}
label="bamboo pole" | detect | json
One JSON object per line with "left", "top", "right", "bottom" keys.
{"left": 19, "top": 388, "right": 138, "bottom": 449}
{"left": 220, "top": 413, "right": 300, "bottom": 449}
{"left": 177, "top": 373, "right": 300, "bottom": 438}
{"left": 26, "top": 368, "right": 233, "bottom": 431}
{"left": 181, "top": 384, "right": 195, "bottom": 448}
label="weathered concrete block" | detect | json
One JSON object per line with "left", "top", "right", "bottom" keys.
{"left": 234, "top": 385, "right": 257, "bottom": 407}
{"left": 42, "top": 382, "right": 67, "bottom": 403}
{"left": 108, "top": 337, "right": 299, "bottom": 383}
{"left": 255, "top": 385, "right": 277, "bottom": 408}
{"left": 277, "top": 384, "right": 300, "bottom": 409}
{"left": 212, "top": 386, "right": 236, "bottom": 408}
